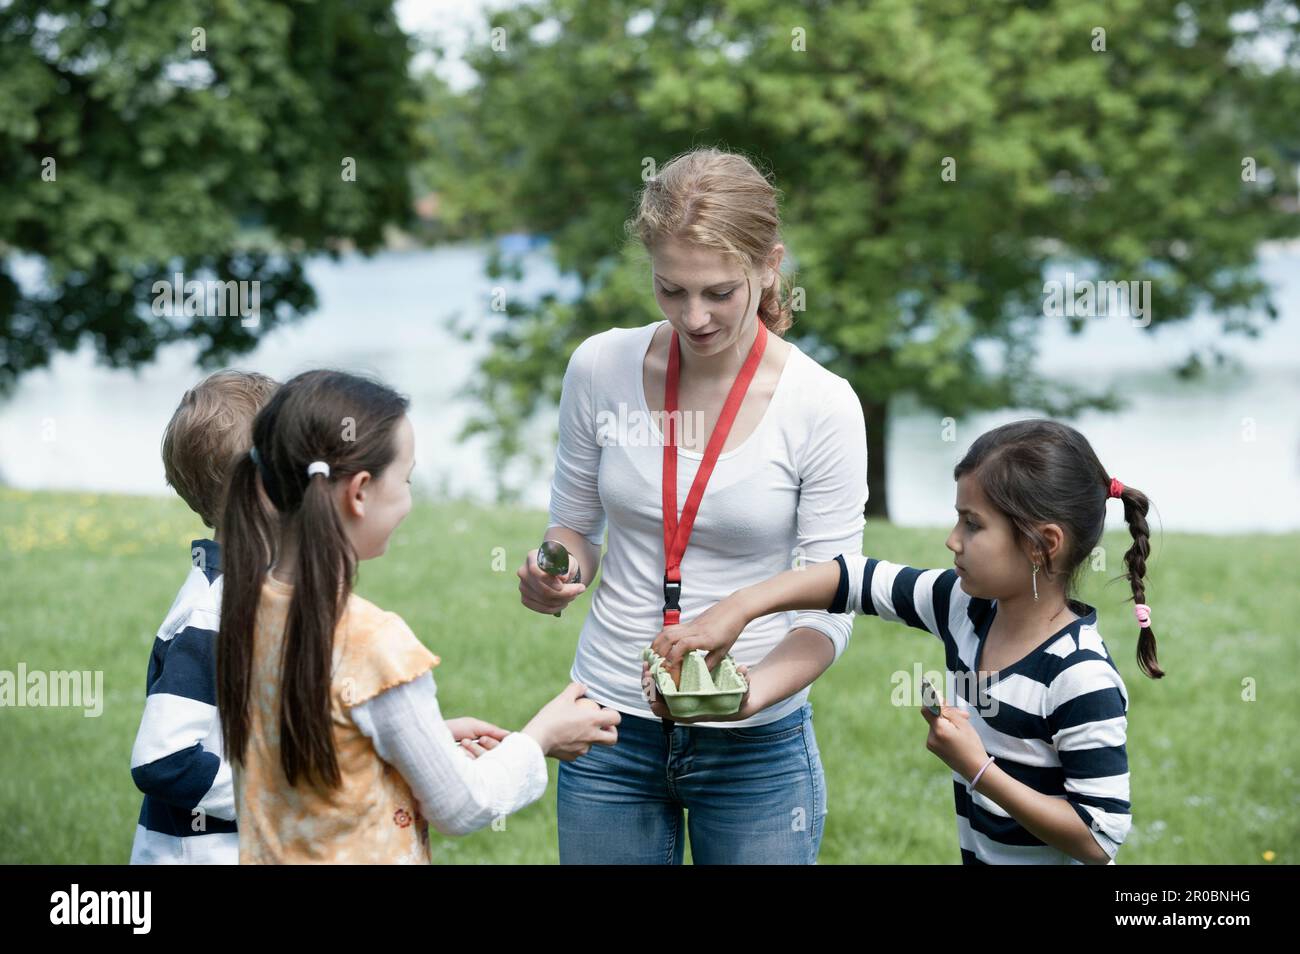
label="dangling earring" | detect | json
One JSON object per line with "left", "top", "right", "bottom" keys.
{"left": 1032, "top": 562, "right": 1040, "bottom": 602}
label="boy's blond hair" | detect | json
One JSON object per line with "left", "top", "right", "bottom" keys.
{"left": 162, "top": 370, "right": 279, "bottom": 529}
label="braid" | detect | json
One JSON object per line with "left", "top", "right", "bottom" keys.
{"left": 1119, "top": 485, "right": 1164, "bottom": 679}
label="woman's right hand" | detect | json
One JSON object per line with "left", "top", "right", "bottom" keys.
{"left": 518, "top": 548, "right": 587, "bottom": 615}
{"left": 522, "top": 682, "right": 620, "bottom": 761}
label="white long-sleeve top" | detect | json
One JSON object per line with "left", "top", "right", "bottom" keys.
{"left": 351, "top": 671, "right": 548, "bottom": 837}
{"left": 548, "top": 319, "right": 868, "bottom": 727}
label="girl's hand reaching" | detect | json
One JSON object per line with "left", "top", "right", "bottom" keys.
{"left": 650, "top": 600, "right": 748, "bottom": 676}
{"left": 920, "top": 702, "right": 990, "bottom": 781}
{"left": 445, "top": 717, "right": 510, "bottom": 759}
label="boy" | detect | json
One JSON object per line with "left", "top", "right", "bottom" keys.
{"left": 129, "top": 370, "right": 278, "bottom": 863}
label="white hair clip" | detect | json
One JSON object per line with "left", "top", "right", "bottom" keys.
{"left": 306, "top": 461, "right": 330, "bottom": 478}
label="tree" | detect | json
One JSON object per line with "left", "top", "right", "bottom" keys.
{"left": 0, "top": 0, "right": 420, "bottom": 395}
{"left": 426, "top": 0, "right": 1299, "bottom": 515}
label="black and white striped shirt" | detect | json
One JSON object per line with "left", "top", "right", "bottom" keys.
{"left": 830, "top": 554, "right": 1131, "bottom": 864}
{"left": 129, "top": 540, "right": 237, "bottom": 863}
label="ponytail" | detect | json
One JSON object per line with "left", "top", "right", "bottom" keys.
{"left": 1116, "top": 483, "right": 1164, "bottom": 679}
{"left": 732, "top": 251, "right": 793, "bottom": 339}
{"left": 278, "top": 469, "right": 352, "bottom": 788}
{"left": 216, "top": 451, "right": 274, "bottom": 769}
{"left": 757, "top": 269, "right": 794, "bottom": 336}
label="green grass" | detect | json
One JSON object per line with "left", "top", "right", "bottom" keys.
{"left": 1, "top": 487, "right": 1296, "bottom": 864}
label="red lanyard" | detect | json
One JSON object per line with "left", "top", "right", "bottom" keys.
{"left": 661, "top": 320, "right": 768, "bottom": 626}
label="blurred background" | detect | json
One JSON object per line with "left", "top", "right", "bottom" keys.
{"left": 2, "top": 0, "right": 1299, "bottom": 529}
{"left": 1, "top": 0, "right": 1297, "bottom": 864}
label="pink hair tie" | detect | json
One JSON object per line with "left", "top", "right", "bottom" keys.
{"left": 1134, "top": 603, "right": 1151, "bottom": 627}
{"left": 1108, "top": 477, "right": 1125, "bottom": 499}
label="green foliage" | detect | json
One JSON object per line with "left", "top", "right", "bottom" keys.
{"left": 0, "top": 0, "right": 421, "bottom": 393}
{"left": 424, "top": 0, "right": 1300, "bottom": 512}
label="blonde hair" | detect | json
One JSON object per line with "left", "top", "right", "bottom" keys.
{"left": 162, "top": 369, "right": 279, "bottom": 528}
{"left": 626, "top": 147, "right": 795, "bottom": 336}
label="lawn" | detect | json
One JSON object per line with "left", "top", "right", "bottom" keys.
{"left": 1, "top": 487, "right": 1295, "bottom": 864}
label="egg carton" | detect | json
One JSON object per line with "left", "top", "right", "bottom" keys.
{"left": 642, "top": 645, "right": 748, "bottom": 718}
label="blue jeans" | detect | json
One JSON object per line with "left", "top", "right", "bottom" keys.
{"left": 557, "top": 702, "right": 827, "bottom": 864}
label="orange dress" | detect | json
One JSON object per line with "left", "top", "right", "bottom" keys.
{"left": 234, "top": 574, "right": 441, "bottom": 863}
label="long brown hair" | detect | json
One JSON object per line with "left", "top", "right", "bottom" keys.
{"left": 217, "top": 369, "right": 411, "bottom": 787}
{"left": 627, "top": 147, "right": 795, "bottom": 335}
{"left": 953, "top": 419, "right": 1164, "bottom": 679}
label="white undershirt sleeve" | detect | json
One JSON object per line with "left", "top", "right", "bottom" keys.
{"left": 547, "top": 335, "right": 607, "bottom": 549}
{"left": 350, "top": 671, "right": 549, "bottom": 837}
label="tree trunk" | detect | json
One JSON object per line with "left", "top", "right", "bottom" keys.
{"left": 861, "top": 396, "right": 889, "bottom": 520}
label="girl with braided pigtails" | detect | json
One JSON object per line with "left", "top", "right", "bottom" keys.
{"left": 648, "top": 419, "right": 1163, "bottom": 864}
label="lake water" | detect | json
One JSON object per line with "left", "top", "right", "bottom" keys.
{"left": 2, "top": 243, "right": 1297, "bottom": 534}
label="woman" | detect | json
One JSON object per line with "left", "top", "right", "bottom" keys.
{"left": 517, "top": 147, "right": 868, "bottom": 864}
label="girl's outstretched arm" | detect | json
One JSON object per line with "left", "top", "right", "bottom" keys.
{"left": 650, "top": 559, "right": 844, "bottom": 673}
{"left": 352, "top": 671, "right": 550, "bottom": 837}
{"left": 653, "top": 551, "right": 960, "bottom": 672}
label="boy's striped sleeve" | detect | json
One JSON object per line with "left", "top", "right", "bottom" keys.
{"left": 828, "top": 554, "right": 958, "bottom": 642}
{"left": 130, "top": 623, "right": 235, "bottom": 821}
{"left": 1047, "top": 657, "right": 1132, "bottom": 860}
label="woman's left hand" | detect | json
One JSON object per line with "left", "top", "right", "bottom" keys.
{"left": 640, "top": 660, "right": 758, "bottom": 724}
{"left": 446, "top": 717, "right": 510, "bottom": 759}
{"left": 920, "top": 703, "right": 990, "bottom": 780}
